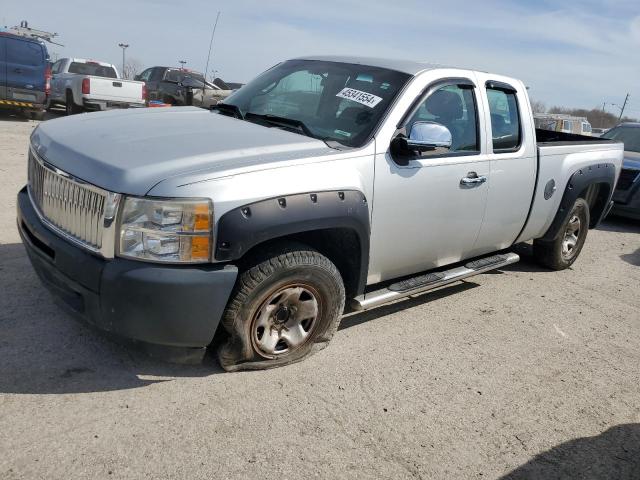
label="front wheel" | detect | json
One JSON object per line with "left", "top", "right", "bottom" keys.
{"left": 533, "top": 198, "right": 590, "bottom": 270}
{"left": 217, "top": 245, "right": 345, "bottom": 372}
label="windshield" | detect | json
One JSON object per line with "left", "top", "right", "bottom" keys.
{"left": 165, "top": 70, "right": 216, "bottom": 89}
{"left": 602, "top": 126, "right": 640, "bottom": 153}
{"left": 68, "top": 62, "right": 117, "bottom": 78}
{"left": 220, "top": 59, "right": 411, "bottom": 147}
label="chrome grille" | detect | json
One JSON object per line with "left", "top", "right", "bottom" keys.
{"left": 28, "top": 148, "right": 107, "bottom": 250}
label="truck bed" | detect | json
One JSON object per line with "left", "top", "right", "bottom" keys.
{"left": 535, "top": 128, "right": 616, "bottom": 146}
{"left": 515, "top": 129, "right": 624, "bottom": 243}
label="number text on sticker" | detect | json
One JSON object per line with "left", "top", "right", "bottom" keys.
{"left": 336, "top": 88, "right": 383, "bottom": 108}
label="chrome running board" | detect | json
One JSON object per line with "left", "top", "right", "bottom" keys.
{"left": 351, "top": 252, "right": 520, "bottom": 311}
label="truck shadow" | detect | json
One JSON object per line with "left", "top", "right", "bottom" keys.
{"left": 0, "top": 242, "right": 224, "bottom": 395}
{"left": 500, "top": 423, "right": 640, "bottom": 479}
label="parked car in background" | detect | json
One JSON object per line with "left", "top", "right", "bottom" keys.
{"left": 592, "top": 127, "right": 609, "bottom": 137}
{"left": 0, "top": 31, "right": 50, "bottom": 120}
{"left": 137, "top": 66, "right": 232, "bottom": 108}
{"left": 18, "top": 56, "right": 623, "bottom": 370}
{"left": 602, "top": 123, "right": 640, "bottom": 219}
{"left": 47, "top": 58, "right": 146, "bottom": 115}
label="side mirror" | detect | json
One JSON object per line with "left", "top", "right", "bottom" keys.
{"left": 407, "top": 121, "right": 452, "bottom": 151}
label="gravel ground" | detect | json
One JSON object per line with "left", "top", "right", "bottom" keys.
{"left": 1, "top": 111, "right": 639, "bottom": 479}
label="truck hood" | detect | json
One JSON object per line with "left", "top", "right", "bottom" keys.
{"left": 623, "top": 151, "right": 640, "bottom": 170}
{"left": 31, "top": 107, "right": 335, "bottom": 196}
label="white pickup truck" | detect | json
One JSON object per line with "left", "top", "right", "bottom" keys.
{"left": 47, "top": 58, "right": 146, "bottom": 114}
{"left": 18, "top": 56, "right": 623, "bottom": 371}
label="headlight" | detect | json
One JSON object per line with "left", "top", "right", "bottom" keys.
{"left": 118, "top": 197, "right": 213, "bottom": 263}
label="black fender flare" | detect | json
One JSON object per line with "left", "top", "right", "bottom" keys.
{"left": 215, "top": 190, "right": 370, "bottom": 294}
{"left": 541, "top": 163, "right": 616, "bottom": 242}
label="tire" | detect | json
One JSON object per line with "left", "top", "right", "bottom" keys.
{"left": 217, "top": 244, "right": 345, "bottom": 372}
{"left": 65, "top": 91, "right": 82, "bottom": 115}
{"left": 30, "top": 110, "right": 45, "bottom": 121}
{"left": 533, "top": 198, "right": 590, "bottom": 270}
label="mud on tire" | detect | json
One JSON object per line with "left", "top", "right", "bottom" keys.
{"left": 217, "top": 244, "right": 345, "bottom": 372}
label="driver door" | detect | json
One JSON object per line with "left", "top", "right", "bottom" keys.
{"left": 368, "top": 78, "right": 491, "bottom": 283}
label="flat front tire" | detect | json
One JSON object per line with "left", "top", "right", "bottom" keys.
{"left": 217, "top": 245, "right": 345, "bottom": 372}
{"left": 533, "top": 198, "right": 590, "bottom": 270}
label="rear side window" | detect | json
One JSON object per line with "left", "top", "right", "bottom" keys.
{"left": 137, "top": 68, "right": 153, "bottom": 82}
{"left": 486, "top": 84, "right": 521, "bottom": 152}
{"left": 6, "top": 38, "right": 44, "bottom": 66}
{"left": 68, "top": 62, "right": 117, "bottom": 78}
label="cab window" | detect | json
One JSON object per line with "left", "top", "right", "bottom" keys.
{"left": 407, "top": 84, "right": 479, "bottom": 154}
{"left": 487, "top": 85, "right": 521, "bottom": 151}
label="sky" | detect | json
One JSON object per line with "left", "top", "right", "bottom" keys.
{"left": 4, "top": 0, "right": 640, "bottom": 116}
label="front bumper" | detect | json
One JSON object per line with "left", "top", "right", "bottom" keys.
{"left": 17, "top": 187, "right": 238, "bottom": 363}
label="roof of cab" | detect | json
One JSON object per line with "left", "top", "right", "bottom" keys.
{"left": 294, "top": 55, "right": 443, "bottom": 75}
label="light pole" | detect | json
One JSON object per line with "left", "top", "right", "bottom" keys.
{"left": 179, "top": 60, "right": 187, "bottom": 70}
{"left": 118, "top": 43, "right": 129, "bottom": 78}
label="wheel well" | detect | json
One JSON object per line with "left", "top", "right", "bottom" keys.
{"left": 237, "top": 228, "right": 364, "bottom": 298}
{"left": 579, "top": 182, "right": 611, "bottom": 227}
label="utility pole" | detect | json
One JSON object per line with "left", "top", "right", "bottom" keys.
{"left": 118, "top": 43, "right": 129, "bottom": 78}
{"left": 618, "top": 93, "right": 629, "bottom": 121}
{"left": 179, "top": 60, "right": 187, "bottom": 70}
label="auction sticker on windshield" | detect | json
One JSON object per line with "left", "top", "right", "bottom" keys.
{"left": 336, "top": 88, "right": 383, "bottom": 108}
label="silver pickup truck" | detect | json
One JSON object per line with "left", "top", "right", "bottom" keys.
{"left": 18, "top": 56, "right": 623, "bottom": 371}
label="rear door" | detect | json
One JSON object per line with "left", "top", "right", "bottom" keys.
{"left": 471, "top": 74, "right": 537, "bottom": 251}
{"left": 5, "top": 36, "right": 46, "bottom": 105}
{"left": 0, "top": 37, "right": 7, "bottom": 101}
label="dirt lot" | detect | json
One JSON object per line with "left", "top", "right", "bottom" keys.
{"left": 0, "top": 111, "right": 639, "bottom": 479}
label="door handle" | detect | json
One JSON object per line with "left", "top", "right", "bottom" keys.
{"left": 460, "top": 173, "right": 487, "bottom": 186}
{"left": 13, "top": 68, "right": 23, "bottom": 74}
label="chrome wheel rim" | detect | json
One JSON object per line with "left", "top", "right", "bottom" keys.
{"left": 562, "top": 214, "right": 581, "bottom": 260}
{"left": 251, "top": 284, "right": 321, "bottom": 358}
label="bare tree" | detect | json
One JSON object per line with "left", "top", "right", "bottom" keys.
{"left": 122, "top": 58, "right": 143, "bottom": 80}
{"left": 530, "top": 100, "right": 547, "bottom": 114}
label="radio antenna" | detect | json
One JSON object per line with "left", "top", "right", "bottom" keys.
{"left": 204, "top": 12, "right": 221, "bottom": 85}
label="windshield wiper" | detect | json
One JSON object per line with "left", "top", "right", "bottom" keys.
{"left": 210, "top": 103, "right": 244, "bottom": 119}
{"left": 245, "top": 112, "right": 314, "bottom": 137}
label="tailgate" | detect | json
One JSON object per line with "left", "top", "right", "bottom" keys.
{"left": 85, "top": 77, "right": 144, "bottom": 103}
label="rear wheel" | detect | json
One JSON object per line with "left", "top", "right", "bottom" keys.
{"left": 217, "top": 244, "right": 345, "bottom": 372}
{"left": 30, "top": 110, "right": 45, "bottom": 121}
{"left": 65, "top": 91, "right": 82, "bottom": 115}
{"left": 533, "top": 198, "right": 590, "bottom": 270}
